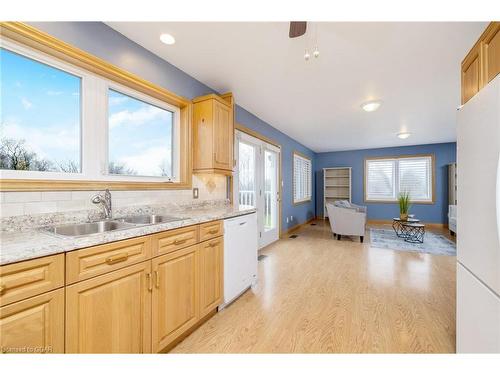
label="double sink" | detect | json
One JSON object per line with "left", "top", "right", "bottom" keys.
{"left": 46, "top": 214, "right": 184, "bottom": 238}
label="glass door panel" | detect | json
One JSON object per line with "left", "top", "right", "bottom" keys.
{"left": 237, "top": 141, "right": 257, "bottom": 208}
{"left": 261, "top": 148, "right": 279, "bottom": 247}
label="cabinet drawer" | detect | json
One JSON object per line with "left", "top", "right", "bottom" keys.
{"left": 199, "top": 221, "right": 223, "bottom": 242}
{"left": 152, "top": 225, "right": 199, "bottom": 256}
{"left": 66, "top": 236, "right": 152, "bottom": 284}
{"left": 0, "top": 254, "right": 64, "bottom": 307}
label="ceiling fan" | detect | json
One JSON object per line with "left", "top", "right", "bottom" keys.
{"left": 289, "top": 22, "right": 307, "bottom": 38}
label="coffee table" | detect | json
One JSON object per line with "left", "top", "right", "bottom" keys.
{"left": 392, "top": 217, "right": 420, "bottom": 238}
{"left": 400, "top": 222, "right": 425, "bottom": 243}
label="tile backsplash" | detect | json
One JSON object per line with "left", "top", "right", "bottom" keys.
{"left": 0, "top": 174, "right": 227, "bottom": 218}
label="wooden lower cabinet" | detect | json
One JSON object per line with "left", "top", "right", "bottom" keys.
{"left": 199, "top": 238, "right": 223, "bottom": 318}
{"left": 152, "top": 245, "right": 199, "bottom": 352}
{"left": 65, "top": 262, "right": 152, "bottom": 353}
{"left": 0, "top": 288, "right": 64, "bottom": 353}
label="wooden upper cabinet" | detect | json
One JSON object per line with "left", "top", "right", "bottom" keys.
{"left": 193, "top": 93, "right": 234, "bottom": 175}
{"left": 461, "top": 22, "right": 500, "bottom": 104}
{"left": 0, "top": 289, "right": 65, "bottom": 353}
{"left": 65, "top": 262, "right": 152, "bottom": 353}
{"left": 483, "top": 22, "right": 500, "bottom": 84}
{"left": 461, "top": 43, "right": 482, "bottom": 104}
{"left": 152, "top": 245, "right": 199, "bottom": 352}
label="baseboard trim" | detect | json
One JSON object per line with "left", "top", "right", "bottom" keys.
{"left": 367, "top": 219, "right": 448, "bottom": 229}
{"left": 280, "top": 218, "right": 315, "bottom": 237}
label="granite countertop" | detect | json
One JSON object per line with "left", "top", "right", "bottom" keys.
{"left": 0, "top": 205, "right": 256, "bottom": 266}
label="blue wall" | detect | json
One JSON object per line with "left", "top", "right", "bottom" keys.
{"left": 315, "top": 143, "right": 456, "bottom": 223}
{"left": 29, "top": 22, "right": 316, "bottom": 232}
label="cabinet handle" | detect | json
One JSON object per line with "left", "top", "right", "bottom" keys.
{"left": 105, "top": 252, "right": 129, "bottom": 265}
{"left": 174, "top": 238, "right": 187, "bottom": 245}
{"left": 0, "top": 284, "right": 6, "bottom": 295}
{"left": 146, "top": 272, "right": 153, "bottom": 291}
{"left": 208, "top": 241, "right": 218, "bottom": 247}
{"left": 154, "top": 271, "right": 160, "bottom": 288}
{"left": 208, "top": 229, "right": 219, "bottom": 234}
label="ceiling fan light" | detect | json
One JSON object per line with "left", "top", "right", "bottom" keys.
{"left": 304, "top": 50, "right": 310, "bottom": 61}
{"left": 313, "top": 47, "right": 320, "bottom": 58}
{"left": 361, "top": 100, "right": 382, "bottom": 112}
{"left": 397, "top": 132, "right": 411, "bottom": 139}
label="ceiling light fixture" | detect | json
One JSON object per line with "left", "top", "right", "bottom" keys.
{"left": 160, "top": 33, "right": 175, "bottom": 45}
{"left": 361, "top": 100, "right": 382, "bottom": 112}
{"left": 397, "top": 132, "right": 411, "bottom": 139}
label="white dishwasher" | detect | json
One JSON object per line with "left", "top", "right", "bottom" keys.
{"left": 220, "top": 212, "right": 258, "bottom": 309}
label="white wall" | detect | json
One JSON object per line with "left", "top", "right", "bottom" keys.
{"left": 0, "top": 174, "right": 227, "bottom": 217}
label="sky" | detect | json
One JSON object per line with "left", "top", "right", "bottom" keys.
{"left": 1, "top": 47, "right": 173, "bottom": 177}
{"left": 1, "top": 47, "right": 81, "bottom": 171}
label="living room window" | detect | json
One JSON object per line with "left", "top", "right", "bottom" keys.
{"left": 365, "top": 155, "right": 434, "bottom": 203}
{"left": 293, "top": 151, "right": 312, "bottom": 204}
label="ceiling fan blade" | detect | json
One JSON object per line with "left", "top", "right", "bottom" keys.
{"left": 289, "top": 22, "right": 307, "bottom": 38}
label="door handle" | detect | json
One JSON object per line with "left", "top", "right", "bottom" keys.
{"left": 146, "top": 272, "right": 152, "bottom": 291}
{"left": 154, "top": 270, "right": 160, "bottom": 289}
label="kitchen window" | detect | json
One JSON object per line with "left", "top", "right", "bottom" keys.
{"left": 107, "top": 89, "right": 177, "bottom": 179}
{"left": 293, "top": 151, "right": 312, "bottom": 204}
{"left": 0, "top": 33, "right": 189, "bottom": 190}
{"left": 0, "top": 47, "right": 82, "bottom": 175}
{"left": 365, "top": 155, "right": 434, "bottom": 203}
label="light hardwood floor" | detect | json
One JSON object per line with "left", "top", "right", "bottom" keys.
{"left": 171, "top": 221, "right": 456, "bottom": 353}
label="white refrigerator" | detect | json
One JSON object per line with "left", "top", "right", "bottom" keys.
{"left": 457, "top": 74, "right": 500, "bottom": 353}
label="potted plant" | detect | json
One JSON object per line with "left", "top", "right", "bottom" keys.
{"left": 398, "top": 192, "right": 411, "bottom": 221}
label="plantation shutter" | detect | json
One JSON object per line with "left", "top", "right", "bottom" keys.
{"left": 365, "top": 155, "right": 433, "bottom": 202}
{"left": 365, "top": 159, "right": 396, "bottom": 200}
{"left": 293, "top": 153, "right": 312, "bottom": 203}
{"left": 398, "top": 157, "right": 432, "bottom": 201}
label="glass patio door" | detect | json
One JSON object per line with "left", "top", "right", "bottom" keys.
{"left": 260, "top": 146, "right": 279, "bottom": 247}
{"left": 235, "top": 130, "right": 280, "bottom": 249}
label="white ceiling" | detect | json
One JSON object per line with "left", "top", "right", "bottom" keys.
{"left": 106, "top": 22, "right": 487, "bottom": 152}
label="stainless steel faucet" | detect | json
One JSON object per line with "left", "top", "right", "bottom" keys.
{"left": 91, "top": 189, "right": 112, "bottom": 219}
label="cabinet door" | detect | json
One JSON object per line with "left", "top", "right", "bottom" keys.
{"left": 213, "top": 101, "right": 232, "bottom": 170}
{"left": 66, "top": 262, "right": 152, "bottom": 353}
{"left": 199, "top": 238, "right": 223, "bottom": 318}
{"left": 0, "top": 289, "right": 64, "bottom": 353}
{"left": 483, "top": 22, "right": 500, "bottom": 84}
{"left": 462, "top": 43, "right": 482, "bottom": 104}
{"left": 152, "top": 245, "right": 199, "bottom": 352}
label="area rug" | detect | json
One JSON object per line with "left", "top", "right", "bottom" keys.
{"left": 369, "top": 228, "right": 456, "bottom": 256}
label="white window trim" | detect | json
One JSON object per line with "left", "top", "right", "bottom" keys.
{"left": 293, "top": 152, "right": 312, "bottom": 204}
{"left": 364, "top": 154, "right": 435, "bottom": 204}
{"left": 0, "top": 37, "right": 181, "bottom": 183}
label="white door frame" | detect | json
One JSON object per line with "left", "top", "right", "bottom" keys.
{"left": 234, "top": 128, "right": 282, "bottom": 249}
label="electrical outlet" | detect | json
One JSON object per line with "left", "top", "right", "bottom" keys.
{"left": 193, "top": 188, "right": 199, "bottom": 199}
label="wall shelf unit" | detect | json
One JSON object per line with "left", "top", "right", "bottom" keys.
{"left": 323, "top": 167, "right": 352, "bottom": 219}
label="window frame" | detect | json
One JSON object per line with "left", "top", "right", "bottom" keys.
{"left": 364, "top": 154, "right": 435, "bottom": 204}
{"left": 0, "top": 22, "right": 192, "bottom": 191}
{"left": 293, "top": 151, "right": 312, "bottom": 205}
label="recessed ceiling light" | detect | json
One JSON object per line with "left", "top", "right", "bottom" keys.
{"left": 397, "top": 132, "right": 411, "bottom": 139}
{"left": 361, "top": 100, "right": 382, "bottom": 112}
{"left": 160, "top": 33, "right": 175, "bottom": 45}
